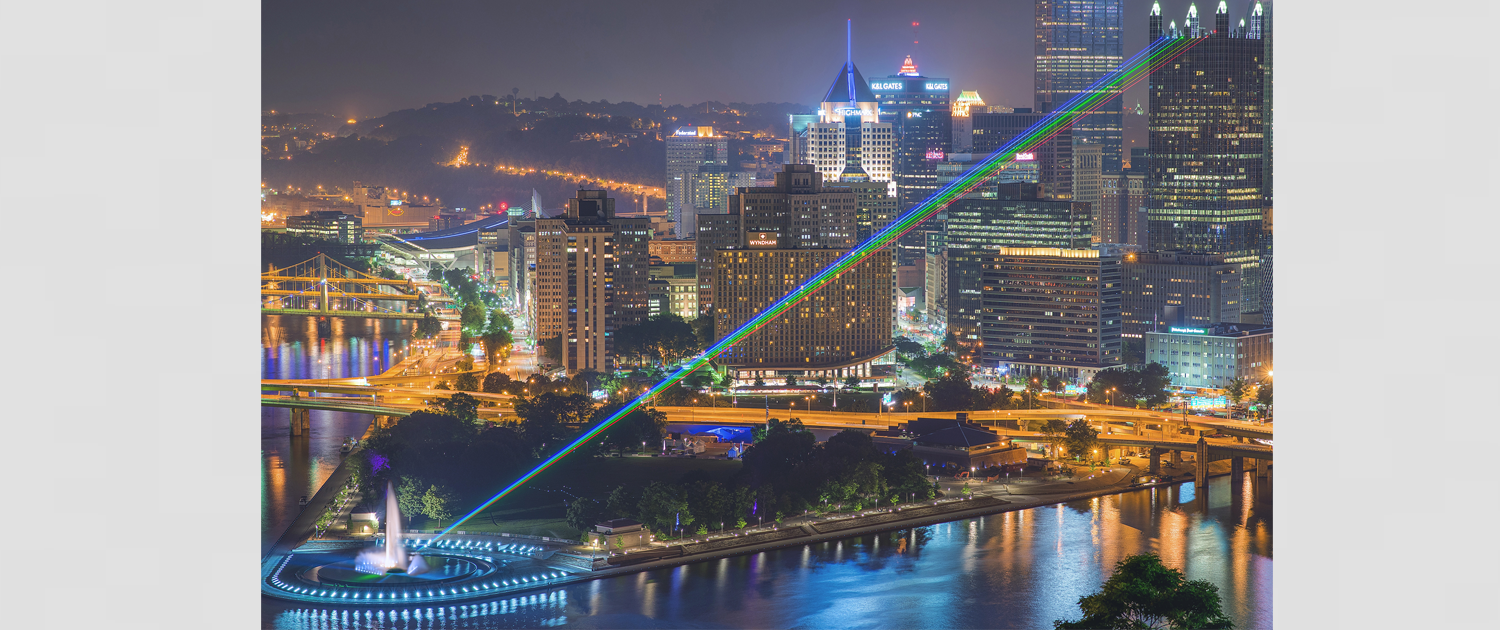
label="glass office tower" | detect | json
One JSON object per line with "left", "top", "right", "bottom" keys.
{"left": 1035, "top": 0, "right": 1124, "bottom": 174}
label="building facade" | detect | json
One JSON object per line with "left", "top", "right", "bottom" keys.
{"left": 1035, "top": 0, "right": 1125, "bottom": 174}
{"left": 795, "top": 60, "right": 895, "bottom": 187}
{"left": 1120, "top": 251, "right": 1241, "bottom": 338}
{"left": 666, "top": 126, "right": 729, "bottom": 237}
{"left": 534, "top": 190, "right": 651, "bottom": 374}
{"left": 1147, "top": 1, "right": 1269, "bottom": 315}
{"left": 714, "top": 247, "right": 893, "bottom": 381}
{"left": 979, "top": 246, "right": 1123, "bottom": 381}
{"left": 1144, "top": 321, "right": 1271, "bottom": 389}
{"left": 946, "top": 182, "right": 1093, "bottom": 343}
{"left": 285, "top": 211, "right": 361, "bottom": 244}
{"left": 869, "top": 55, "right": 952, "bottom": 214}
{"left": 649, "top": 238, "right": 696, "bottom": 264}
{"left": 971, "top": 110, "right": 1073, "bottom": 200}
{"left": 1098, "top": 172, "right": 1147, "bottom": 247}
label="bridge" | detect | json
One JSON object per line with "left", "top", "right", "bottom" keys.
{"left": 261, "top": 253, "right": 457, "bottom": 320}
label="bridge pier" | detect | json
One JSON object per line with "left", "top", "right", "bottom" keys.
{"left": 1149, "top": 448, "right": 1161, "bottom": 475}
{"left": 1171, "top": 449, "right": 1181, "bottom": 467}
{"left": 290, "top": 408, "right": 310, "bottom": 436}
{"left": 1194, "top": 438, "right": 1208, "bottom": 489}
{"left": 1232, "top": 456, "right": 1244, "bottom": 479}
{"left": 1256, "top": 457, "right": 1270, "bottom": 479}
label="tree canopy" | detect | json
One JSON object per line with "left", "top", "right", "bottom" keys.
{"left": 1086, "top": 363, "right": 1174, "bottom": 408}
{"left": 1055, "top": 553, "right": 1234, "bottom": 629}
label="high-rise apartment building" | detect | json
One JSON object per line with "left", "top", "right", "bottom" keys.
{"left": 1147, "top": 1, "right": 1269, "bottom": 315}
{"left": 980, "top": 246, "right": 1123, "bottom": 380}
{"left": 869, "top": 55, "right": 952, "bottom": 214}
{"left": 1035, "top": 0, "right": 1124, "bottom": 175}
{"left": 534, "top": 190, "right": 651, "bottom": 374}
{"left": 971, "top": 109, "right": 1073, "bottom": 200}
{"left": 946, "top": 182, "right": 1093, "bottom": 344}
{"left": 666, "top": 126, "right": 729, "bottom": 237}
{"left": 1120, "top": 251, "right": 1240, "bottom": 338}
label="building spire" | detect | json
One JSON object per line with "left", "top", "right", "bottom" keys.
{"left": 899, "top": 55, "right": 919, "bottom": 76}
{"left": 846, "top": 19, "right": 854, "bottom": 102}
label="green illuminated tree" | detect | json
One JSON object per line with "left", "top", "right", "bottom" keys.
{"left": 1225, "top": 378, "right": 1248, "bottom": 406}
{"left": 420, "top": 484, "right": 457, "bottom": 527}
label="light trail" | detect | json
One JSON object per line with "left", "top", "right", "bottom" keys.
{"left": 426, "top": 34, "right": 1201, "bottom": 543}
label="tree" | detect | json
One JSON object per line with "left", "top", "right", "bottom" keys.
{"left": 435, "top": 380, "right": 452, "bottom": 390}
{"left": 461, "top": 302, "right": 487, "bottom": 331}
{"left": 923, "top": 366, "right": 976, "bottom": 412}
{"left": 482, "top": 372, "right": 513, "bottom": 394}
{"left": 844, "top": 375, "right": 861, "bottom": 389}
{"left": 1054, "top": 553, "right": 1234, "bottom": 629}
{"left": 1062, "top": 419, "right": 1100, "bottom": 462}
{"left": 815, "top": 375, "right": 830, "bottom": 387}
{"left": 429, "top": 392, "right": 481, "bottom": 425}
{"left": 690, "top": 315, "right": 716, "bottom": 350}
{"left": 456, "top": 354, "right": 476, "bottom": 372}
{"left": 1038, "top": 419, "right": 1069, "bottom": 459}
{"left": 539, "top": 336, "right": 564, "bottom": 364}
{"left": 604, "top": 485, "right": 640, "bottom": 520}
{"left": 454, "top": 371, "right": 480, "bottom": 392}
{"left": 481, "top": 327, "right": 514, "bottom": 370}
{"left": 565, "top": 497, "right": 605, "bottom": 533}
{"left": 893, "top": 335, "right": 926, "bottom": 358}
{"left": 514, "top": 391, "right": 595, "bottom": 453}
{"left": 1046, "top": 375, "right": 1066, "bottom": 394}
{"left": 420, "top": 484, "right": 457, "bottom": 527}
{"left": 613, "top": 314, "right": 699, "bottom": 366}
{"left": 636, "top": 481, "right": 691, "bottom": 535}
{"left": 1224, "top": 378, "right": 1248, "bottom": 406}
{"left": 1121, "top": 337, "right": 1145, "bottom": 366}
{"left": 1255, "top": 382, "right": 1272, "bottom": 412}
{"left": 784, "top": 374, "right": 798, "bottom": 387}
{"left": 416, "top": 313, "right": 442, "bottom": 338}
{"left": 940, "top": 331, "right": 964, "bottom": 355}
{"left": 753, "top": 376, "right": 766, "bottom": 387}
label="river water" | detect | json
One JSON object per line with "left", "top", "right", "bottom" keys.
{"left": 262, "top": 475, "right": 1270, "bottom": 629}
{"left": 262, "top": 315, "right": 416, "bottom": 557}
{"left": 261, "top": 315, "right": 1271, "bottom": 628}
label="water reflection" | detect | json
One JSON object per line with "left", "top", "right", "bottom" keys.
{"left": 263, "top": 473, "right": 1270, "bottom": 629}
{"left": 262, "top": 315, "right": 417, "bottom": 557}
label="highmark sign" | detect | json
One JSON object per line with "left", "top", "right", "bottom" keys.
{"left": 1169, "top": 327, "right": 1208, "bottom": 335}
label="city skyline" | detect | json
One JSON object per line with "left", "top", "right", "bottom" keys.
{"left": 263, "top": 0, "right": 1234, "bottom": 127}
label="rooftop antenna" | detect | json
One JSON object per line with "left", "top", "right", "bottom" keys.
{"left": 846, "top": 19, "right": 855, "bottom": 102}
{"left": 912, "top": 21, "right": 920, "bottom": 55}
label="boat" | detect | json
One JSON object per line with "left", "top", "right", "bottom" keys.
{"left": 298, "top": 495, "right": 310, "bottom": 507}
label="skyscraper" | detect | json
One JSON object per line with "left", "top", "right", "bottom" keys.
{"left": 794, "top": 24, "right": 895, "bottom": 189}
{"left": 971, "top": 109, "right": 1073, "bottom": 200}
{"left": 1147, "top": 1, "right": 1268, "bottom": 315}
{"left": 1035, "top": 0, "right": 1124, "bottom": 174}
{"left": 950, "top": 90, "right": 986, "bottom": 153}
{"left": 666, "top": 126, "right": 729, "bottom": 237}
{"left": 534, "top": 190, "right": 651, "bottom": 374}
{"left": 869, "top": 55, "right": 952, "bottom": 215}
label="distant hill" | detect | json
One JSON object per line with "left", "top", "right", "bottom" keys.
{"left": 261, "top": 95, "right": 809, "bottom": 211}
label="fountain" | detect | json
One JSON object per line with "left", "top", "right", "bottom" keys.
{"left": 354, "top": 481, "right": 427, "bottom": 575}
{"left": 265, "top": 479, "right": 566, "bottom": 605}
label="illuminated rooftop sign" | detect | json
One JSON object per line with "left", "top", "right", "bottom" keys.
{"left": 870, "top": 81, "right": 904, "bottom": 90}
{"left": 925, "top": 149, "right": 945, "bottom": 160}
{"left": 1014, "top": 152, "right": 1036, "bottom": 161}
{"left": 1169, "top": 327, "right": 1207, "bottom": 335}
{"left": 924, "top": 82, "right": 948, "bottom": 91}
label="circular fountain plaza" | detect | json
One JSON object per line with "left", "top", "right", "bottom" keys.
{"left": 262, "top": 535, "right": 585, "bottom": 605}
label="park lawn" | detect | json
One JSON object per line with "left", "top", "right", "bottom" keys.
{"left": 411, "top": 456, "right": 745, "bottom": 540}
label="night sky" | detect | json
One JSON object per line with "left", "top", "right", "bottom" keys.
{"left": 264, "top": 0, "right": 1245, "bottom": 125}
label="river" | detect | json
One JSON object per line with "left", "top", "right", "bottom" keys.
{"left": 261, "top": 316, "right": 1271, "bottom": 628}
{"left": 262, "top": 315, "right": 416, "bottom": 557}
{"left": 261, "top": 475, "right": 1270, "bottom": 629}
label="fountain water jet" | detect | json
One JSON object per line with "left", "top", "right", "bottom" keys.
{"left": 354, "top": 481, "right": 427, "bottom": 575}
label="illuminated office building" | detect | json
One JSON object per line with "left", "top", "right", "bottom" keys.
{"left": 1147, "top": 1, "right": 1269, "bottom": 315}
{"left": 1120, "top": 251, "right": 1240, "bottom": 338}
{"left": 793, "top": 39, "right": 895, "bottom": 187}
{"left": 666, "top": 126, "right": 729, "bottom": 237}
{"left": 980, "top": 246, "right": 1123, "bottom": 380}
{"left": 1035, "top": 0, "right": 1124, "bottom": 174}
{"left": 971, "top": 109, "right": 1073, "bottom": 200}
{"left": 869, "top": 55, "right": 951, "bottom": 214}
{"left": 950, "top": 90, "right": 985, "bottom": 153}
{"left": 946, "top": 182, "right": 1093, "bottom": 344}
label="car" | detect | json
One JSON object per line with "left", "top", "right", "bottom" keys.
{"left": 1117, "top": 458, "right": 1131, "bottom": 466}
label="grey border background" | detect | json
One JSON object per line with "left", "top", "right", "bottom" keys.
{"left": 2, "top": 0, "right": 1496, "bottom": 628}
